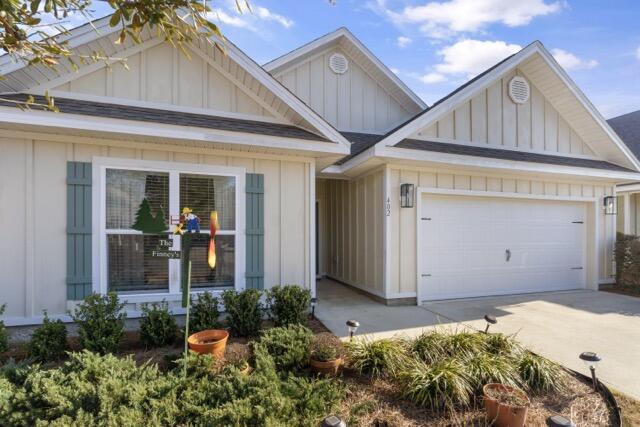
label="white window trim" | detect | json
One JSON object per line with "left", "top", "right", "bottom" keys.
{"left": 92, "top": 156, "right": 246, "bottom": 304}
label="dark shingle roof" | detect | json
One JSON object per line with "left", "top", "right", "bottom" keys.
{"left": 0, "top": 94, "right": 329, "bottom": 142}
{"left": 335, "top": 131, "right": 385, "bottom": 165}
{"left": 395, "top": 139, "right": 633, "bottom": 172}
{"left": 608, "top": 110, "right": 640, "bottom": 159}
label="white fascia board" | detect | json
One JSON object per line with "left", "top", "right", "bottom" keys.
{"left": 377, "top": 145, "right": 640, "bottom": 181}
{"left": 533, "top": 44, "right": 640, "bottom": 172}
{"left": 0, "top": 107, "right": 350, "bottom": 156}
{"left": 264, "top": 27, "right": 426, "bottom": 110}
{"left": 616, "top": 182, "right": 640, "bottom": 193}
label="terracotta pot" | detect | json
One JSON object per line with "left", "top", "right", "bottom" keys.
{"left": 483, "top": 383, "right": 530, "bottom": 427}
{"left": 310, "top": 357, "right": 342, "bottom": 376}
{"left": 188, "top": 329, "right": 229, "bottom": 358}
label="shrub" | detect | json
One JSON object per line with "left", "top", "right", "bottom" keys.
{"left": 140, "top": 301, "right": 178, "bottom": 348}
{"left": 0, "top": 304, "right": 8, "bottom": 354}
{"left": 70, "top": 292, "right": 126, "bottom": 355}
{"left": 347, "top": 337, "right": 406, "bottom": 377}
{"left": 254, "top": 324, "right": 314, "bottom": 371}
{"left": 399, "top": 358, "right": 473, "bottom": 412}
{"left": 224, "top": 343, "right": 251, "bottom": 371}
{"left": 483, "top": 333, "right": 524, "bottom": 358}
{"left": 28, "top": 311, "right": 67, "bottom": 362}
{"left": 266, "top": 285, "right": 311, "bottom": 327}
{"left": 222, "top": 289, "right": 262, "bottom": 337}
{"left": 518, "top": 353, "right": 565, "bottom": 393}
{"left": 310, "top": 332, "right": 343, "bottom": 362}
{"left": 466, "top": 353, "right": 520, "bottom": 391}
{"left": 189, "top": 291, "right": 221, "bottom": 333}
{"left": 615, "top": 232, "right": 640, "bottom": 285}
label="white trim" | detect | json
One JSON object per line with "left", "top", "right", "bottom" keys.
{"left": 0, "top": 107, "right": 350, "bottom": 156}
{"left": 264, "top": 27, "right": 426, "bottom": 111}
{"left": 309, "top": 159, "right": 317, "bottom": 297}
{"left": 616, "top": 183, "right": 640, "bottom": 194}
{"left": 92, "top": 156, "right": 246, "bottom": 299}
{"left": 415, "top": 187, "right": 599, "bottom": 305}
{"left": 39, "top": 90, "right": 289, "bottom": 125}
{"left": 356, "top": 41, "right": 640, "bottom": 173}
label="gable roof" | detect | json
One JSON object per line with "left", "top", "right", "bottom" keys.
{"left": 263, "top": 27, "right": 426, "bottom": 113}
{"left": 608, "top": 110, "right": 640, "bottom": 160}
{"left": 358, "top": 41, "right": 640, "bottom": 173}
{"left": 337, "top": 131, "right": 385, "bottom": 165}
{"left": 0, "top": 14, "right": 350, "bottom": 149}
{"left": 0, "top": 93, "right": 328, "bottom": 141}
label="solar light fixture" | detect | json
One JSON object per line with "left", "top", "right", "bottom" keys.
{"left": 321, "top": 415, "right": 346, "bottom": 427}
{"left": 484, "top": 314, "right": 497, "bottom": 334}
{"left": 579, "top": 351, "right": 602, "bottom": 390}
{"left": 546, "top": 414, "right": 576, "bottom": 427}
{"left": 310, "top": 297, "right": 317, "bottom": 319}
{"left": 346, "top": 319, "right": 360, "bottom": 341}
{"left": 400, "top": 183, "right": 415, "bottom": 208}
{"left": 603, "top": 196, "right": 617, "bottom": 215}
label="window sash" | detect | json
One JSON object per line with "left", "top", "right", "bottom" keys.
{"left": 96, "top": 159, "right": 245, "bottom": 299}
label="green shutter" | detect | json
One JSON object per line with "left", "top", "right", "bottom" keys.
{"left": 67, "top": 162, "right": 92, "bottom": 300}
{"left": 245, "top": 173, "right": 264, "bottom": 290}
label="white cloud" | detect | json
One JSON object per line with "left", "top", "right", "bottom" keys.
{"left": 551, "top": 48, "right": 598, "bottom": 70}
{"left": 390, "top": 67, "right": 400, "bottom": 75}
{"left": 420, "top": 72, "right": 446, "bottom": 83}
{"left": 208, "top": 2, "right": 293, "bottom": 32}
{"left": 636, "top": 46, "right": 640, "bottom": 61}
{"left": 373, "top": 0, "right": 561, "bottom": 39}
{"left": 254, "top": 6, "right": 294, "bottom": 28}
{"left": 433, "top": 39, "right": 521, "bottom": 78}
{"left": 397, "top": 36, "right": 412, "bottom": 48}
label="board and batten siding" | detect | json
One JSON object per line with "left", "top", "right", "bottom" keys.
{"left": 274, "top": 48, "right": 413, "bottom": 133}
{"left": 386, "top": 165, "right": 616, "bottom": 296}
{"left": 316, "top": 171, "right": 385, "bottom": 297}
{"left": 0, "top": 134, "right": 313, "bottom": 323}
{"left": 413, "top": 68, "right": 596, "bottom": 157}
{"left": 53, "top": 43, "right": 274, "bottom": 118}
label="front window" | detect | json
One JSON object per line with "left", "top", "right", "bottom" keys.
{"left": 103, "top": 165, "right": 238, "bottom": 295}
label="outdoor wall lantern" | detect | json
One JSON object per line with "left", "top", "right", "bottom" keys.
{"left": 579, "top": 351, "right": 602, "bottom": 390}
{"left": 346, "top": 319, "right": 360, "bottom": 341}
{"left": 400, "top": 183, "right": 415, "bottom": 208}
{"left": 603, "top": 196, "right": 617, "bottom": 215}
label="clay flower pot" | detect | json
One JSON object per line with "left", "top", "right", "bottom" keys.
{"left": 310, "top": 357, "right": 343, "bottom": 376}
{"left": 483, "top": 383, "right": 530, "bottom": 427}
{"left": 188, "top": 329, "right": 229, "bottom": 359}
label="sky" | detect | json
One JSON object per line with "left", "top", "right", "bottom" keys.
{"left": 60, "top": 0, "right": 640, "bottom": 118}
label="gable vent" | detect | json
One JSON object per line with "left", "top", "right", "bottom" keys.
{"left": 508, "top": 76, "right": 530, "bottom": 104}
{"left": 328, "top": 53, "right": 349, "bottom": 75}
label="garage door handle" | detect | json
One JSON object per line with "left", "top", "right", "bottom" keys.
{"left": 505, "top": 249, "right": 511, "bottom": 262}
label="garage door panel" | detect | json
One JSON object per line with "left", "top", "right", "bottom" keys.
{"left": 420, "top": 194, "right": 586, "bottom": 301}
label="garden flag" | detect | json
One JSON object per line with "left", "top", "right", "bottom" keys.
{"left": 208, "top": 211, "right": 219, "bottom": 269}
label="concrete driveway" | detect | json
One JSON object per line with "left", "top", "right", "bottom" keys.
{"left": 316, "top": 279, "right": 640, "bottom": 399}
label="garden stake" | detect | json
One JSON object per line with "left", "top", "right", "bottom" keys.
{"left": 183, "top": 260, "right": 192, "bottom": 378}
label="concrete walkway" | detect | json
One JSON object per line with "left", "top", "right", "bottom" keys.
{"left": 316, "top": 279, "right": 640, "bottom": 399}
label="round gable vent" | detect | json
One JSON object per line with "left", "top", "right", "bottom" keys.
{"left": 328, "top": 53, "right": 349, "bottom": 75}
{"left": 508, "top": 76, "right": 530, "bottom": 104}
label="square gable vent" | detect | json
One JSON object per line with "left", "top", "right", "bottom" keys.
{"left": 508, "top": 76, "right": 530, "bottom": 104}
{"left": 328, "top": 53, "right": 349, "bottom": 75}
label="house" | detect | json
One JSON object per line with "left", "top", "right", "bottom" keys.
{"left": 1, "top": 18, "right": 639, "bottom": 325}
{"left": 608, "top": 110, "right": 640, "bottom": 235}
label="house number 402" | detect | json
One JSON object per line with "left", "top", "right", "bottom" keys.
{"left": 385, "top": 197, "right": 391, "bottom": 216}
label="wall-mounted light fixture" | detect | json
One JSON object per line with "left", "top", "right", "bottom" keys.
{"left": 603, "top": 196, "right": 617, "bottom": 215}
{"left": 400, "top": 183, "right": 415, "bottom": 208}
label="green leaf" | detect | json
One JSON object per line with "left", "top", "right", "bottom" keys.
{"left": 30, "top": 0, "right": 41, "bottom": 14}
{"left": 109, "top": 9, "right": 121, "bottom": 27}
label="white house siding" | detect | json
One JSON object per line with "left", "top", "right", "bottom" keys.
{"left": 316, "top": 170, "right": 385, "bottom": 297}
{"left": 386, "top": 164, "right": 616, "bottom": 297}
{"left": 413, "top": 68, "right": 596, "bottom": 157}
{"left": 0, "top": 133, "right": 313, "bottom": 323}
{"left": 52, "top": 43, "right": 275, "bottom": 119}
{"left": 274, "top": 48, "right": 412, "bottom": 133}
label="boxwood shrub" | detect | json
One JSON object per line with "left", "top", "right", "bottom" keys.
{"left": 266, "top": 285, "right": 311, "bottom": 327}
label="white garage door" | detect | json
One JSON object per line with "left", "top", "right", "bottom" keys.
{"left": 420, "top": 194, "right": 586, "bottom": 302}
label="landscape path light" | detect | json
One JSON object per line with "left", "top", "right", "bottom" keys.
{"left": 484, "top": 314, "right": 497, "bottom": 333}
{"left": 579, "top": 351, "right": 602, "bottom": 390}
{"left": 546, "top": 414, "right": 576, "bottom": 427}
{"left": 321, "top": 415, "right": 346, "bottom": 427}
{"left": 310, "top": 297, "right": 317, "bottom": 319}
{"left": 346, "top": 319, "right": 360, "bottom": 341}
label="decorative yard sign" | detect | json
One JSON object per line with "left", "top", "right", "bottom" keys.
{"left": 150, "top": 238, "right": 181, "bottom": 259}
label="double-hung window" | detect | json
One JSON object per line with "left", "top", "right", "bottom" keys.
{"left": 96, "top": 158, "right": 245, "bottom": 300}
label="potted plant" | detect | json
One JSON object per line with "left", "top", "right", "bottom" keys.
{"left": 310, "top": 332, "right": 344, "bottom": 376}
{"left": 187, "top": 329, "right": 229, "bottom": 359}
{"left": 483, "top": 383, "right": 530, "bottom": 427}
{"left": 225, "top": 343, "right": 252, "bottom": 375}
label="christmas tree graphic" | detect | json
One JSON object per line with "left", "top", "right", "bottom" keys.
{"left": 132, "top": 198, "right": 167, "bottom": 233}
